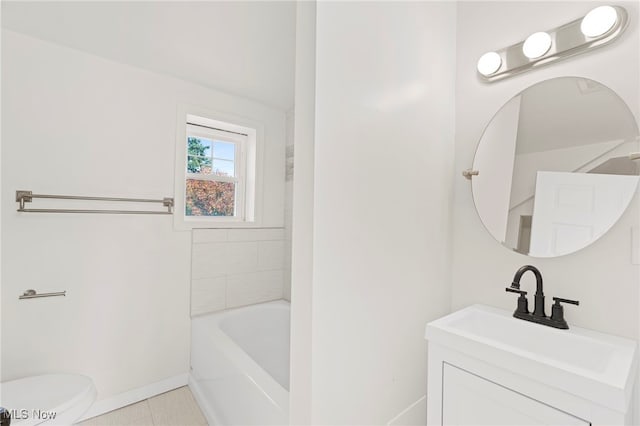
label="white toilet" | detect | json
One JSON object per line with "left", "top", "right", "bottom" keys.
{"left": 0, "top": 374, "right": 96, "bottom": 426}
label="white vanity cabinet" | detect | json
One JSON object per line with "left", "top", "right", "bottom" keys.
{"left": 441, "top": 363, "right": 588, "bottom": 425}
{"left": 425, "top": 305, "right": 638, "bottom": 426}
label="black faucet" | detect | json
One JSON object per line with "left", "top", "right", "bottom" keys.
{"left": 505, "top": 265, "right": 579, "bottom": 329}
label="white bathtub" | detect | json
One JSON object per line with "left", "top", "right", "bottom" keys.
{"left": 189, "top": 300, "right": 290, "bottom": 425}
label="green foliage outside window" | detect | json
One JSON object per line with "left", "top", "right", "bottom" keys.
{"left": 186, "top": 137, "right": 235, "bottom": 217}
{"left": 187, "top": 137, "right": 212, "bottom": 173}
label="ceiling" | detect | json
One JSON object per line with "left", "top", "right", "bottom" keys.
{"left": 1, "top": 1, "right": 296, "bottom": 110}
{"left": 516, "top": 77, "right": 638, "bottom": 154}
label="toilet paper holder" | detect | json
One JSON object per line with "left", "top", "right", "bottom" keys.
{"left": 19, "top": 289, "right": 66, "bottom": 300}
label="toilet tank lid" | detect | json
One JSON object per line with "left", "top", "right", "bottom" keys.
{"left": 0, "top": 374, "right": 95, "bottom": 422}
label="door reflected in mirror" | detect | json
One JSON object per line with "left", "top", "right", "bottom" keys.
{"left": 472, "top": 77, "right": 639, "bottom": 258}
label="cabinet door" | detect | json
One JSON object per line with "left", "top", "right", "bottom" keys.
{"left": 442, "top": 364, "right": 589, "bottom": 426}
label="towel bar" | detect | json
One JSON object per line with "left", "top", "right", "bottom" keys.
{"left": 16, "top": 190, "right": 174, "bottom": 215}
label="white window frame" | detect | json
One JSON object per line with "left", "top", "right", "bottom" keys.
{"left": 174, "top": 105, "right": 262, "bottom": 230}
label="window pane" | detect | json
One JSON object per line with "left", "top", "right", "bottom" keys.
{"left": 187, "top": 155, "right": 212, "bottom": 174}
{"left": 212, "top": 159, "right": 235, "bottom": 177}
{"left": 213, "top": 141, "right": 235, "bottom": 161}
{"left": 185, "top": 179, "right": 235, "bottom": 217}
{"left": 187, "top": 137, "right": 212, "bottom": 173}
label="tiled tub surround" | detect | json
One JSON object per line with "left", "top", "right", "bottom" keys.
{"left": 191, "top": 228, "right": 286, "bottom": 316}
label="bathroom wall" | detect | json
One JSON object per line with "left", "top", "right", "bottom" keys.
{"left": 291, "top": 2, "right": 457, "bottom": 423}
{"left": 452, "top": 0, "right": 640, "bottom": 417}
{"left": 1, "top": 29, "right": 286, "bottom": 405}
{"left": 289, "top": 2, "right": 316, "bottom": 422}
{"left": 190, "top": 228, "right": 286, "bottom": 316}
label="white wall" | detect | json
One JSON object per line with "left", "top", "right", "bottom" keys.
{"left": 1, "top": 29, "right": 286, "bottom": 403}
{"left": 291, "top": 2, "right": 457, "bottom": 423}
{"left": 289, "top": 1, "right": 316, "bottom": 423}
{"left": 452, "top": 0, "right": 640, "bottom": 418}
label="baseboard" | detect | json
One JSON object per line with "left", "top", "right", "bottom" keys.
{"left": 386, "top": 395, "right": 427, "bottom": 426}
{"left": 78, "top": 373, "right": 189, "bottom": 422}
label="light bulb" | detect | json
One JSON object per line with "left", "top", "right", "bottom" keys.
{"left": 581, "top": 6, "right": 618, "bottom": 38}
{"left": 477, "top": 52, "right": 502, "bottom": 76}
{"left": 522, "top": 32, "right": 552, "bottom": 59}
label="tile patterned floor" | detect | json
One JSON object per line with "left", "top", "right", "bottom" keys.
{"left": 78, "top": 386, "right": 208, "bottom": 426}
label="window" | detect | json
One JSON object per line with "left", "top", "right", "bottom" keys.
{"left": 175, "top": 109, "right": 259, "bottom": 229}
{"left": 185, "top": 124, "right": 246, "bottom": 218}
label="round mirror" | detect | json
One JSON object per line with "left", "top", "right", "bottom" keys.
{"left": 472, "top": 77, "right": 639, "bottom": 257}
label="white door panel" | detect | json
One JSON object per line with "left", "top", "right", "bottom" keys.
{"left": 529, "top": 171, "right": 638, "bottom": 257}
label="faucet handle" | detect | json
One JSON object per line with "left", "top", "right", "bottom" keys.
{"left": 506, "top": 287, "right": 529, "bottom": 315}
{"left": 553, "top": 297, "right": 579, "bottom": 306}
{"left": 550, "top": 297, "right": 579, "bottom": 329}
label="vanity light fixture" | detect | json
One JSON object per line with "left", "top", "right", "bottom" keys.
{"left": 477, "top": 5, "right": 628, "bottom": 82}
{"left": 581, "top": 6, "right": 618, "bottom": 38}
{"left": 522, "top": 32, "right": 552, "bottom": 59}
{"left": 476, "top": 52, "right": 502, "bottom": 76}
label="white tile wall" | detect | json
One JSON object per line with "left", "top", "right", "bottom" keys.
{"left": 191, "top": 277, "right": 226, "bottom": 316}
{"left": 258, "top": 240, "right": 286, "bottom": 270}
{"left": 228, "top": 228, "right": 285, "bottom": 241}
{"left": 191, "top": 228, "right": 286, "bottom": 316}
{"left": 227, "top": 270, "right": 284, "bottom": 307}
{"left": 192, "top": 229, "right": 228, "bottom": 243}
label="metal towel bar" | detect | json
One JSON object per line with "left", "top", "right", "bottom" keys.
{"left": 16, "top": 190, "right": 174, "bottom": 214}
{"left": 19, "top": 289, "right": 66, "bottom": 300}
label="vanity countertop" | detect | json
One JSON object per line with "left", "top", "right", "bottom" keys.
{"left": 425, "top": 304, "right": 638, "bottom": 413}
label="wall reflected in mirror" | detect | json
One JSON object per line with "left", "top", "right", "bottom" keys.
{"left": 472, "top": 77, "right": 639, "bottom": 258}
